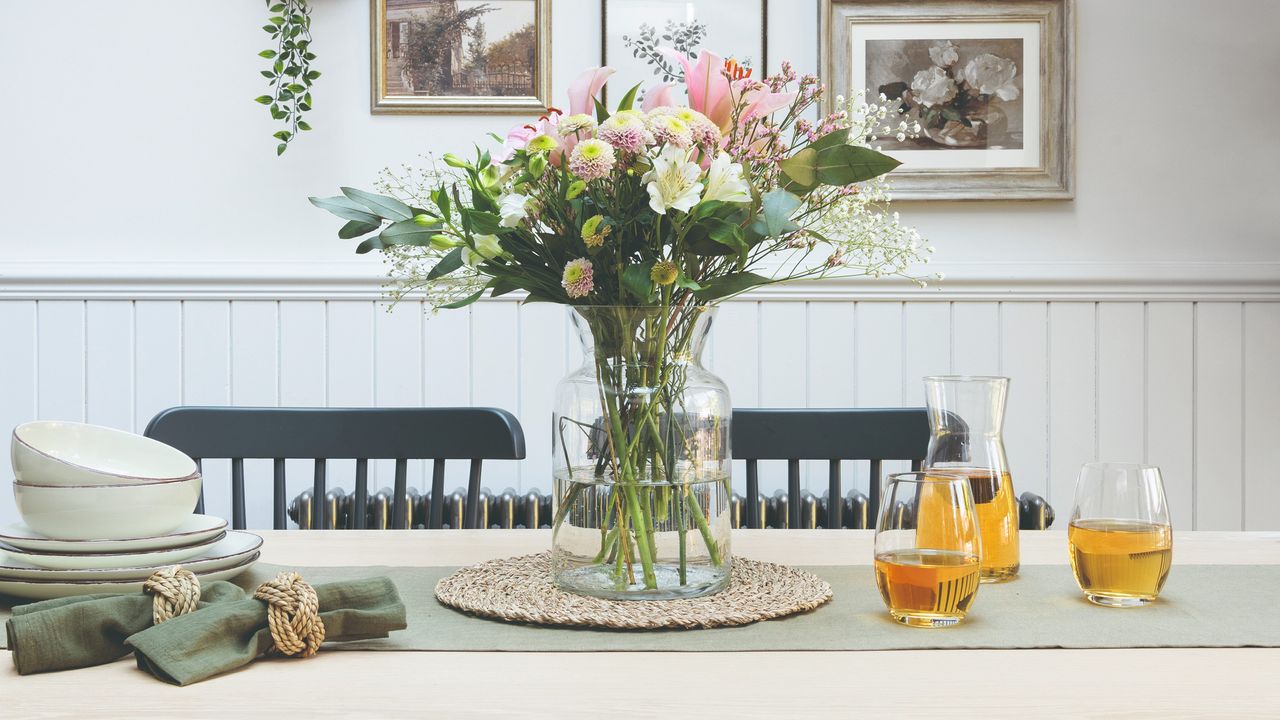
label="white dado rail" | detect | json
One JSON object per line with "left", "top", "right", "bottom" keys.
{"left": 0, "top": 260, "right": 1277, "bottom": 533}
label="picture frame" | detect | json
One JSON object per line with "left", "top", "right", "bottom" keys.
{"left": 820, "top": 0, "right": 1074, "bottom": 200}
{"left": 370, "top": 0, "right": 553, "bottom": 114}
{"left": 600, "top": 0, "right": 768, "bottom": 105}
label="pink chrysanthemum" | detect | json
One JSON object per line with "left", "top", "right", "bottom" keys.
{"left": 598, "top": 115, "right": 652, "bottom": 153}
{"left": 666, "top": 108, "right": 721, "bottom": 148}
{"left": 562, "top": 258, "right": 594, "bottom": 299}
{"left": 569, "top": 139, "right": 616, "bottom": 181}
{"left": 646, "top": 112, "right": 693, "bottom": 149}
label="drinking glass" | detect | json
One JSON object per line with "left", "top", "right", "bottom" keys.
{"left": 874, "top": 472, "right": 982, "bottom": 628}
{"left": 1069, "top": 462, "right": 1173, "bottom": 607}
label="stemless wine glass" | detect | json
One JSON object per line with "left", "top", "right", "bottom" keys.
{"left": 874, "top": 472, "right": 983, "bottom": 628}
{"left": 1069, "top": 462, "right": 1173, "bottom": 607}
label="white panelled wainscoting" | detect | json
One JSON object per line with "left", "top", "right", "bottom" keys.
{"left": 1, "top": 264, "right": 1277, "bottom": 532}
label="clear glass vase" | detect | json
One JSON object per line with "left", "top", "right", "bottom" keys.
{"left": 923, "top": 376, "right": 1020, "bottom": 583}
{"left": 551, "top": 305, "right": 732, "bottom": 600}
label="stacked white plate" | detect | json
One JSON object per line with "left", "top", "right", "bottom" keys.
{"left": 0, "top": 515, "right": 262, "bottom": 600}
{"left": 3, "top": 421, "right": 262, "bottom": 600}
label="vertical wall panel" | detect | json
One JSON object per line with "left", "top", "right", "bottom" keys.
{"left": 85, "top": 301, "right": 133, "bottom": 430}
{"left": 326, "top": 301, "right": 375, "bottom": 507}
{"left": 1145, "top": 303, "right": 1194, "bottom": 529}
{"left": 712, "top": 301, "right": 760, "bottom": 408}
{"left": 760, "top": 303, "right": 808, "bottom": 407}
{"left": 36, "top": 301, "right": 85, "bottom": 421}
{"left": 181, "top": 301, "right": 231, "bottom": 522}
{"left": 0, "top": 302, "right": 37, "bottom": 522}
{"left": 471, "top": 303, "right": 521, "bottom": 495}
{"left": 951, "top": 302, "right": 1001, "bottom": 376}
{"left": 856, "top": 302, "right": 904, "bottom": 495}
{"left": 423, "top": 308, "right": 472, "bottom": 495}
{"left": 278, "top": 301, "right": 327, "bottom": 526}
{"left": 518, "top": 303, "right": 566, "bottom": 494}
{"left": 1096, "top": 303, "right": 1146, "bottom": 463}
{"left": 1047, "top": 303, "right": 1096, "bottom": 518}
{"left": 374, "top": 300, "right": 425, "bottom": 494}
{"left": 1195, "top": 303, "right": 1244, "bottom": 530}
{"left": 1244, "top": 303, "right": 1280, "bottom": 530}
{"left": 134, "top": 302, "right": 182, "bottom": 432}
{"left": 806, "top": 303, "right": 856, "bottom": 408}
{"left": 900, "top": 302, "right": 951, "bottom": 406}
{"left": 1000, "top": 302, "right": 1049, "bottom": 500}
{"left": 230, "top": 301, "right": 278, "bottom": 405}
{"left": 230, "top": 301, "right": 278, "bottom": 529}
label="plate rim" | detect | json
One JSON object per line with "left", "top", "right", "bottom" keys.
{"left": 0, "top": 530, "right": 227, "bottom": 559}
{"left": 0, "top": 551, "right": 259, "bottom": 589}
{"left": 0, "top": 514, "right": 228, "bottom": 550}
{"left": 0, "top": 532, "right": 262, "bottom": 578}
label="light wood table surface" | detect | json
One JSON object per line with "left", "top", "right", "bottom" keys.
{"left": 4, "top": 530, "right": 1279, "bottom": 719}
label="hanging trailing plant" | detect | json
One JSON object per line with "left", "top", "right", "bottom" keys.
{"left": 254, "top": 0, "right": 319, "bottom": 156}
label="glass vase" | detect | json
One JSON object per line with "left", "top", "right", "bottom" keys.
{"left": 551, "top": 305, "right": 732, "bottom": 600}
{"left": 922, "top": 376, "right": 1020, "bottom": 583}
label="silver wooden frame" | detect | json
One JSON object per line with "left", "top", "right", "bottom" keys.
{"left": 370, "top": 0, "right": 553, "bottom": 115}
{"left": 820, "top": 0, "right": 1075, "bottom": 200}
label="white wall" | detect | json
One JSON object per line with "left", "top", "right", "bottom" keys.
{"left": 1, "top": 1, "right": 1279, "bottom": 530}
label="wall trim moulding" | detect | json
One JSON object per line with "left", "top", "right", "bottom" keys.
{"left": 1, "top": 260, "right": 1278, "bottom": 302}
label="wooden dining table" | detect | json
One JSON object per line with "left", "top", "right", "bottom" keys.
{"left": 3, "top": 529, "right": 1278, "bottom": 718}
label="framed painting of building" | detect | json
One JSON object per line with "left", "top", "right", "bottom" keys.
{"left": 371, "top": 0, "right": 552, "bottom": 114}
{"left": 601, "top": 0, "right": 767, "bottom": 106}
{"left": 821, "top": 0, "right": 1074, "bottom": 199}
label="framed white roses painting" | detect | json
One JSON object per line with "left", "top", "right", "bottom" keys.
{"left": 821, "top": 0, "right": 1074, "bottom": 199}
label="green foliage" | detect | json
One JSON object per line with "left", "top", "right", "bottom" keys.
{"left": 780, "top": 141, "right": 901, "bottom": 195}
{"left": 257, "top": 0, "right": 318, "bottom": 156}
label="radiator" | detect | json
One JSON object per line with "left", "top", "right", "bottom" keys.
{"left": 286, "top": 487, "right": 1052, "bottom": 530}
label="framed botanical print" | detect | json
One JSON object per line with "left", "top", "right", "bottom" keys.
{"left": 601, "top": 0, "right": 767, "bottom": 104}
{"left": 371, "top": 0, "right": 552, "bottom": 114}
{"left": 821, "top": 0, "right": 1074, "bottom": 199}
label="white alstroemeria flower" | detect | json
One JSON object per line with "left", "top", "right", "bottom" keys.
{"left": 498, "top": 193, "right": 530, "bottom": 228}
{"left": 962, "top": 54, "right": 1020, "bottom": 101}
{"left": 463, "top": 234, "right": 504, "bottom": 267}
{"left": 641, "top": 145, "right": 703, "bottom": 215}
{"left": 702, "top": 152, "right": 752, "bottom": 204}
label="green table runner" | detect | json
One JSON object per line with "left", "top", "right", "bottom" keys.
{"left": 4, "top": 563, "right": 1279, "bottom": 652}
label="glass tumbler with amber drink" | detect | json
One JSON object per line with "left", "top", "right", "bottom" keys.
{"left": 1069, "top": 462, "right": 1172, "bottom": 607}
{"left": 874, "top": 472, "right": 982, "bottom": 628}
{"left": 923, "top": 376, "right": 1019, "bottom": 582}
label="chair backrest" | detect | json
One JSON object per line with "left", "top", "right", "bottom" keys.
{"left": 731, "top": 408, "right": 929, "bottom": 529}
{"left": 143, "top": 407, "right": 526, "bottom": 530}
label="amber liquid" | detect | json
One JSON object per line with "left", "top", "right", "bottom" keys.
{"left": 875, "top": 549, "right": 981, "bottom": 626}
{"left": 917, "top": 469, "right": 1019, "bottom": 582}
{"left": 1068, "top": 519, "right": 1172, "bottom": 604}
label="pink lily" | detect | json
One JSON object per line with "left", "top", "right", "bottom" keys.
{"left": 567, "top": 66, "right": 615, "bottom": 116}
{"left": 641, "top": 83, "right": 676, "bottom": 111}
{"left": 658, "top": 48, "right": 796, "bottom": 132}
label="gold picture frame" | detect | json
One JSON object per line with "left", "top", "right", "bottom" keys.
{"left": 370, "top": 0, "right": 553, "bottom": 114}
{"left": 820, "top": 0, "right": 1074, "bottom": 200}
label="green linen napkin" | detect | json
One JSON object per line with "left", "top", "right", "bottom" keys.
{"left": 5, "top": 581, "right": 248, "bottom": 675}
{"left": 126, "top": 577, "right": 406, "bottom": 686}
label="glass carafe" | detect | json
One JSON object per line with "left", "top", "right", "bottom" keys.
{"left": 922, "top": 376, "right": 1019, "bottom": 582}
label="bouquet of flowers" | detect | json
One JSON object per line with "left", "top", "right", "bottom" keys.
{"left": 312, "top": 50, "right": 929, "bottom": 599}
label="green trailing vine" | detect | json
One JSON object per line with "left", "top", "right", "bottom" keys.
{"left": 254, "top": 0, "right": 319, "bottom": 156}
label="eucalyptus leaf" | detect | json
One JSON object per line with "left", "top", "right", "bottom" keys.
{"left": 338, "top": 219, "right": 381, "bottom": 239}
{"left": 756, "top": 189, "right": 803, "bottom": 238}
{"left": 341, "top": 187, "right": 413, "bottom": 220}
{"left": 309, "top": 195, "right": 381, "bottom": 225}
{"left": 427, "top": 247, "right": 465, "bottom": 280}
{"left": 812, "top": 144, "right": 902, "bottom": 186}
{"left": 693, "top": 271, "right": 773, "bottom": 301}
{"left": 380, "top": 217, "right": 441, "bottom": 247}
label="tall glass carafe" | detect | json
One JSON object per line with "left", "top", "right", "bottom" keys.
{"left": 922, "top": 376, "right": 1019, "bottom": 582}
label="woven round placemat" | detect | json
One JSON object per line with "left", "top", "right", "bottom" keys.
{"left": 434, "top": 553, "right": 833, "bottom": 630}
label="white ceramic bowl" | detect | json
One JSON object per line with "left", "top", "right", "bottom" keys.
{"left": 13, "top": 475, "right": 202, "bottom": 540}
{"left": 12, "top": 421, "right": 198, "bottom": 486}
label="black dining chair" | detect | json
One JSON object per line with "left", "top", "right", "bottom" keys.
{"left": 731, "top": 407, "right": 1053, "bottom": 530}
{"left": 143, "top": 407, "right": 525, "bottom": 531}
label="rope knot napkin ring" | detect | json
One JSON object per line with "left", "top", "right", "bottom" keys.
{"left": 143, "top": 566, "right": 201, "bottom": 625}
{"left": 253, "top": 571, "right": 326, "bottom": 658}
